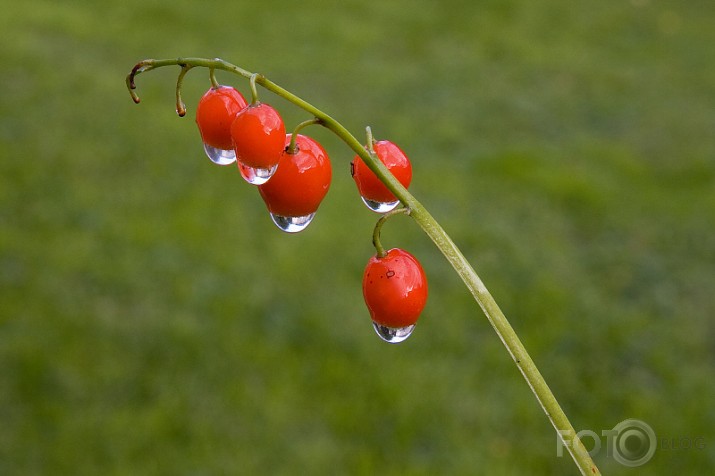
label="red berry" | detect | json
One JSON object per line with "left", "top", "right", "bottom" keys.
{"left": 362, "top": 248, "right": 428, "bottom": 329}
{"left": 195, "top": 86, "right": 247, "bottom": 150}
{"left": 230, "top": 103, "right": 286, "bottom": 169}
{"left": 258, "top": 134, "right": 332, "bottom": 223}
{"left": 351, "top": 140, "right": 412, "bottom": 205}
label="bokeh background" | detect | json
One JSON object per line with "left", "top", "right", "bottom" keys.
{"left": 1, "top": 0, "right": 713, "bottom": 474}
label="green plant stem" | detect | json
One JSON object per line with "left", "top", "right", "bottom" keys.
{"left": 372, "top": 207, "right": 411, "bottom": 258}
{"left": 249, "top": 73, "right": 260, "bottom": 105}
{"left": 365, "top": 126, "right": 376, "bottom": 153}
{"left": 209, "top": 68, "right": 219, "bottom": 89}
{"left": 174, "top": 64, "right": 193, "bottom": 117}
{"left": 287, "top": 118, "right": 323, "bottom": 154}
{"left": 127, "top": 57, "right": 601, "bottom": 475}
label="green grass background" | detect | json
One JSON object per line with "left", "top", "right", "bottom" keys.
{"left": 1, "top": 0, "right": 713, "bottom": 474}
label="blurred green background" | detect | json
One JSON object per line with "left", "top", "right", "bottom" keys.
{"left": 1, "top": 0, "right": 713, "bottom": 474}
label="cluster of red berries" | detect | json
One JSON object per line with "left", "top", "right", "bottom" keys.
{"left": 195, "top": 85, "right": 328, "bottom": 231}
{"left": 194, "top": 84, "right": 427, "bottom": 342}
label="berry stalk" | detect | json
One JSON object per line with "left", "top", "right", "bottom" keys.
{"left": 372, "top": 207, "right": 410, "bottom": 258}
{"left": 126, "top": 57, "right": 600, "bottom": 475}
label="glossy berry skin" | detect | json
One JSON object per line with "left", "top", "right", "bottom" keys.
{"left": 258, "top": 134, "right": 332, "bottom": 217}
{"left": 230, "top": 103, "right": 286, "bottom": 169}
{"left": 195, "top": 86, "right": 248, "bottom": 150}
{"left": 351, "top": 140, "right": 412, "bottom": 203}
{"left": 362, "top": 248, "right": 428, "bottom": 328}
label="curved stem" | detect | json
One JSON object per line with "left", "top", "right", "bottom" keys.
{"left": 174, "top": 63, "right": 193, "bottom": 117}
{"left": 287, "top": 118, "right": 322, "bottom": 154}
{"left": 372, "top": 207, "right": 411, "bottom": 258}
{"left": 249, "top": 73, "right": 261, "bottom": 105}
{"left": 126, "top": 57, "right": 601, "bottom": 476}
{"left": 209, "top": 67, "right": 219, "bottom": 89}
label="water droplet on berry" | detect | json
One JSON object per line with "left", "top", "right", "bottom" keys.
{"left": 269, "top": 213, "right": 316, "bottom": 233}
{"left": 361, "top": 197, "right": 400, "bottom": 213}
{"left": 372, "top": 322, "right": 415, "bottom": 343}
{"left": 203, "top": 143, "right": 236, "bottom": 165}
{"left": 238, "top": 162, "right": 278, "bottom": 185}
